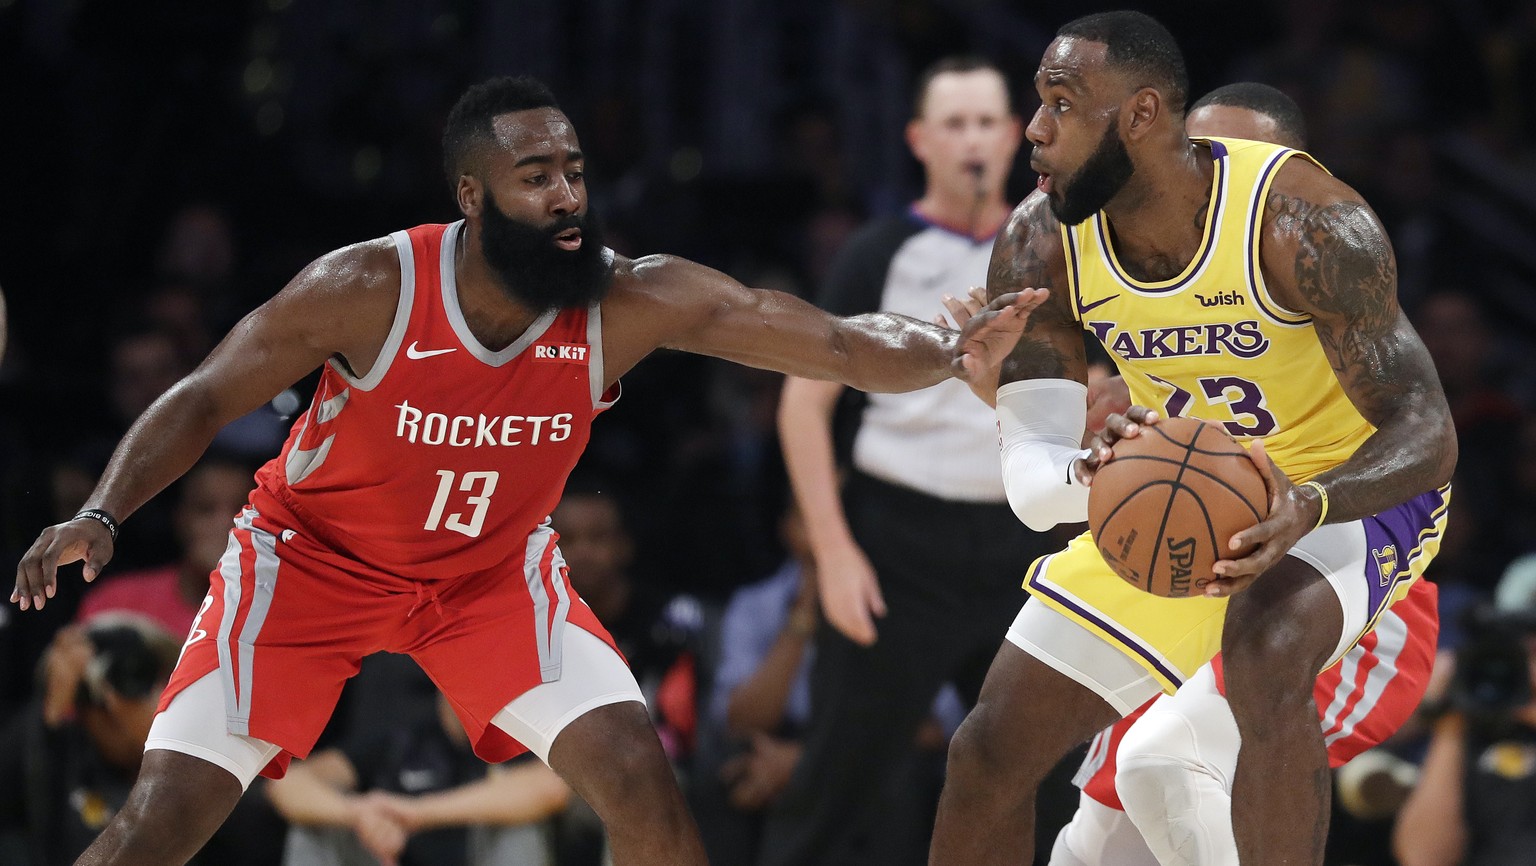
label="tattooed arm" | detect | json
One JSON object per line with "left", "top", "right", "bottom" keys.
{"left": 1262, "top": 160, "right": 1456, "bottom": 519}
{"left": 965, "top": 193, "right": 1085, "bottom": 405}
{"left": 1209, "top": 159, "right": 1456, "bottom": 592}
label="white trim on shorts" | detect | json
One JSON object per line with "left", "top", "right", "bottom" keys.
{"left": 491, "top": 624, "right": 645, "bottom": 764}
{"left": 1010, "top": 518, "right": 1374, "bottom": 711}
{"left": 146, "top": 670, "right": 282, "bottom": 791}
{"left": 1008, "top": 599, "right": 1163, "bottom": 715}
{"left": 148, "top": 624, "right": 644, "bottom": 786}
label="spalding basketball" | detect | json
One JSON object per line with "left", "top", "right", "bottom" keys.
{"left": 1088, "top": 416, "right": 1269, "bottom": 598}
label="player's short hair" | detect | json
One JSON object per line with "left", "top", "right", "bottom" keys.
{"left": 1191, "top": 82, "right": 1308, "bottom": 149}
{"left": 442, "top": 76, "right": 561, "bottom": 189}
{"left": 1056, "top": 10, "right": 1189, "bottom": 115}
{"left": 912, "top": 56, "right": 1013, "bottom": 118}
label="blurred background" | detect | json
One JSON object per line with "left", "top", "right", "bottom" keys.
{"left": 1, "top": 1, "right": 1535, "bottom": 864}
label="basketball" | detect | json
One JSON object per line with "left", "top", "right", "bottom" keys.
{"left": 1088, "top": 416, "right": 1270, "bottom": 598}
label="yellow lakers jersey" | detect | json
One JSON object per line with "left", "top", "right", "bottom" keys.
{"left": 1063, "top": 137, "right": 1373, "bottom": 481}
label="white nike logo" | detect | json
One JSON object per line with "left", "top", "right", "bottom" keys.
{"left": 406, "top": 341, "right": 457, "bottom": 359}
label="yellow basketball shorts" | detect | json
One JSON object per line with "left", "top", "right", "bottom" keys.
{"left": 1022, "top": 486, "right": 1450, "bottom": 693}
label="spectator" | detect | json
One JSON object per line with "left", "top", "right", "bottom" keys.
{"left": 0, "top": 614, "right": 282, "bottom": 866}
{"left": 548, "top": 475, "right": 707, "bottom": 865}
{"left": 552, "top": 473, "right": 704, "bottom": 763}
{"left": 269, "top": 688, "right": 570, "bottom": 866}
{"left": 1393, "top": 575, "right": 1536, "bottom": 866}
{"left": 695, "top": 501, "right": 964, "bottom": 864}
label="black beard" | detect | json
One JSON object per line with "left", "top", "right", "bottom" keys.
{"left": 479, "top": 190, "right": 612, "bottom": 312}
{"left": 1048, "top": 121, "right": 1135, "bottom": 226}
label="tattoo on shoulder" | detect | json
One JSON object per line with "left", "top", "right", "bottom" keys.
{"left": 1266, "top": 194, "right": 1395, "bottom": 329}
{"left": 988, "top": 200, "right": 1061, "bottom": 299}
{"left": 1265, "top": 191, "right": 1416, "bottom": 414}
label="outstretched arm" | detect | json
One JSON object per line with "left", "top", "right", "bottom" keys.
{"left": 1212, "top": 162, "right": 1456, "bottom": 588}
{"left": 601, "top": 255, "right": 1043, "bottom": 394}
{"left": 12, "top": 241, "right": 399, "bottom": 610}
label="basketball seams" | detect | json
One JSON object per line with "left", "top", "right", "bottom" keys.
{"left": 1143, "top": 427, "right": 1199, "bottom": 594}
{"left": 1097, "top": 455, "right": 1263, "bottom": 522}
{"left": 1089, "top": 417, "right": 1268, "bottom": 597}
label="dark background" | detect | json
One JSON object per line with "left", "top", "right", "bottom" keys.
{"left": 0, "top": 3, "right": 1534, "bottom": 861}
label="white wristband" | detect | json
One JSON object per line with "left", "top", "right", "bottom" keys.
{"left": 996, "top": 379, "right": 1092, "bottom": 531}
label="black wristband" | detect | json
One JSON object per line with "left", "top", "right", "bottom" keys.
{"left": 72, "top": 509, "right": 120, "bottom": 542}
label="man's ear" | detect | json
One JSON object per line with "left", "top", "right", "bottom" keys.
{"left": 1124, "top": 87, "right": 1164, "bottom": 141}
{"left": 905, "top": 118, "right": 929, "bottom": 164}
{"left": 457, "top": 174, "right": 482, "bottom": 218}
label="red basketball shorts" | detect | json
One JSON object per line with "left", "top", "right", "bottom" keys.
{"left": 158, "top": 504, "right": 618, "bottom": 779}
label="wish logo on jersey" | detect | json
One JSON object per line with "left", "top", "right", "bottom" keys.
{"left": 1084, "top": 319, "right": 1271, "bottom": 361}
{"left": 1195, "top": 290, "right": 1245, "bottom": 307}
{"left": 394, "top": 400, "right": 574, "bottom": 447}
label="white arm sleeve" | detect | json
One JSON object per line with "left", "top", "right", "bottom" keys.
{"left": 996, "top": 379, "right": 1092, "bottom": 531}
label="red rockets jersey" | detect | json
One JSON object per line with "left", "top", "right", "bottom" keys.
{"left": 251, "top": 222, "right": 618, "bottom": 580}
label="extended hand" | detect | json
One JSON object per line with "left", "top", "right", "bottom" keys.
{"left": 13, "top": 518, "right": 116, "bottom": 611}
{"left": 1206, "top": 439, "right": 1321, "bottom": 597}
{"left": 814, "top": 540, "right": 885, "bottom": 646}
{"left": 951, "top": 288, "right": 1050, "bottom": 398}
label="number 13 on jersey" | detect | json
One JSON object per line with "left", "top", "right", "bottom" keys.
{"left": 425, "top": 470, "right": 499, "bottom": 537}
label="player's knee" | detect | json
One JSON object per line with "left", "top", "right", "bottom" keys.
{"left": 1222, "top": 620, "right": 1327, "bottom": 697}
{"left": 564, "top": 703, "right": 680, "bottom": 801}
{"left": 1223, "top": 569, "right": 1341, "bottom": 689}
{"left": 947, "top": 705, "right": 1048, "bottom": 787}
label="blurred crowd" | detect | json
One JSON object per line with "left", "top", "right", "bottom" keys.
{"left": 2, "top": 1, "right": 1536, "bottom": 864}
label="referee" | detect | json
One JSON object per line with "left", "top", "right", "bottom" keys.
{"left": 768, "top": 57, "right": 1053, "bottom": 865}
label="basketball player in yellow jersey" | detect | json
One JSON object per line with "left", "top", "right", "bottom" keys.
{"left": 931, "top": 11, "right": 1455, "bottom": 866}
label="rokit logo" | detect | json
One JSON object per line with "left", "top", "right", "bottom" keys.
{"left": 533, "top": 343, "right": 590, "bottom": 363}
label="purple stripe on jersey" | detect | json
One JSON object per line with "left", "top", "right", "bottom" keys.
{"left": 1209, "top": 140, "right": 1228, "bottom": 160}
{"left": 1359, "top": 486, "right": 1450, "bottom": 621}
{"left": 1065, "top": 227, "right": 1085, "bottom": 322}
{"left": 1245, "top": 151, "right": 1312, "bottom": 325}
{"left": 1094, "top": 154, "right": 1225, "bottom": 294}
{"left": 1025, "top": 556, "right": 1186, "bottom": 687}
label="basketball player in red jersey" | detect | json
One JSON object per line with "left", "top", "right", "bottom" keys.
{"left": 10, "top": 77, "right": 1042, "bottom": 866}
{"left": 1047, "top": 83, "right": 1443, "bottom": 866}
{"left": 933, "top": 12, "right": 1455, "bottom": 866}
